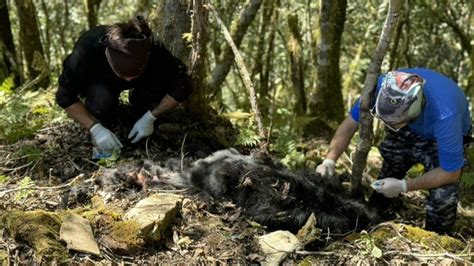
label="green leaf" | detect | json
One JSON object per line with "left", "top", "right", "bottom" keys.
{"left": 0, "top": 175, "right": 10, "bottom": 185}
{"left": 14, "top": 176, "right": 35, "bottom": 201}
{"left": 371, "top": 245, "right": 383, "bottom": 258}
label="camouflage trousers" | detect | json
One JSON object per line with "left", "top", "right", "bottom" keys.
{"left": 376, "top": 127, "right": 464, "bottom": 234}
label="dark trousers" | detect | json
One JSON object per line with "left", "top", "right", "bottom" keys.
{"left": 83, "top": 81, "right": 166, "bottom": 125}
{"left": 370, "top": 127, "right": 464, "bottom": 234}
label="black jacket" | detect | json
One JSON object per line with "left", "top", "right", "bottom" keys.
{"left": 56, "top": 25, "right": 192, "bottom": 108}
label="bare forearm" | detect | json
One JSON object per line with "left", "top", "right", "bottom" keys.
{"left": 406, "top": 167, "right": 460, "bottom": 191}
{"left": 64, "top": 102, "right": 96, "bottom": 130}
{"left": 151, "top": 94, "right": 178, "bottom": 118}
{"left": 326, "top": 116, "right": 359, "bottom": 161}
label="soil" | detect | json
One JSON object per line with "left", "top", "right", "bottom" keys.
{"left": 0, "top": 116, "right": 473, "bottom": 264}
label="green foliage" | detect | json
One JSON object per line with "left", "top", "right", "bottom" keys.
{"left": 269, "top": 108, "right": 314, "bottom": 170}
{"left": 0, "top": 89, "right": 65, "bottom": 143}
{"left": 235, "top": 126, "right": 260, "bottom": 147}
{"left": 0, "top": 93, "right": 43, "bottom": 142}
{"left": 461, "top": 146, "right": 474, "bottom": 188}
{"left": 97, "top": 150, "right": 121, "bottom": 167}
{"left": 355, "top": 231, "right": 383, "bottom": 259}
{"left": 225, "top": 112, "right": 260, "bottom": 148}
{"left": 461, "top": 172, "right": 474, "bottom": 188}
{"left": 0, "top": 175, "right": 10, "bottom": 185}
{"left": 0, "top": 76, "right": 15, "bottom": 102}
{"left": 406, "top": 163, "right": 425, "bottom": 179}
{"left": 14, "top": 176, "right": 35, "bottom": 202}
{"left": 281, "top": 148, "right": 306, "bottom": 170}
{"left": 19, "top": 145, "right": 43, "bottom": 163}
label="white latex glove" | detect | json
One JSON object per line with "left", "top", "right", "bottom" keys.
{"left": 128, "top": 110, "right": 157, "bottom": 143}
{"left": 90, "top": 123, "right": 123, "bottom": 150}
{"left": 371, "top": 178, "right": 407, "bottom": 198}
{"left": 315, "top": 159, "right": 335, "bottom": 178}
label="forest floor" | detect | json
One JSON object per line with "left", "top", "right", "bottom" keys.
{"left": 0, "top": 115, "right": 473, "bottom": 265}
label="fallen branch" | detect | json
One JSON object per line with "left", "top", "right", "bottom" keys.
{"left": 383, "top": 251, "right": 474, "bottom": 264}
{"left": 0, "top": 173, "right": 85, "bottom": 198}
{"left": 294, "top": 250, "right": 335, "bottom": 256}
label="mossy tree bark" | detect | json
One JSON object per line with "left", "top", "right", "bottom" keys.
{"left": 186, "top": 0, "right": 210, "bottom": 119}
{"left": 306, "top": 0, "right": 347, "bottom": 138}
{"left": 287, "top": 14, "right": 306, "bottom": 116}
{"left": 14, "top": 0, "right": 49, "bottom": 89}
{"left": 154, "top": 1, "right": 210, "bottom": 120}
{"left": 154, "top": 0, "right": 191, "bottom": 65}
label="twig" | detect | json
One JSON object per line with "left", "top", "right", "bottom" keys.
{"left": 82, "top": 158, "right": 103, "bottom": 168}
{"left": 148, "top": 188, "right": 189, "bottom": 193}
{"left": 36, "top": 123, "right": 68, "bottom": 132}
{"left": 145, "top": 137, "right": 151, "bottom": 161}
{"left": 383, "top": 251, "right": 474, "bottom": 264}
{"left": 180, "top": 132, "right": 188, "bottom": 172}
{"left": 0, "top": 161, "right": 33, "bottom": 172}
{"left": 0, "top": 173, "right": 85, "bottom": 197}
{"left": 68, "top": 157, "right": 82, "bottom": 171}
{"left": 294, "top": 250, "right": 334, "bottom": 256}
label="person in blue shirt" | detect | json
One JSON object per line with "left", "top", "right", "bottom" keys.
{"left": 315, "top": 68, "right": 472, "bottom": 234}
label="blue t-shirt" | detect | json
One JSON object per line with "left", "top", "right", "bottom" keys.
{"left": 350, "top": 68, "right": 471, "bottom": 172}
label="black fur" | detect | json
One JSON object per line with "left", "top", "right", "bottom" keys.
{"left": 179, "top": 149, "right": 380, "bottom": 233}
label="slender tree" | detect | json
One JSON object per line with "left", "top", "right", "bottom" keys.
{"left": 14, "top": 0, "right": 49, "bottom": 89}
{"left": 351, "top": 0, "right": 403, "bottom": 193}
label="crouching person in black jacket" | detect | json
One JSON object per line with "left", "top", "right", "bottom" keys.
{"left": 56, "top": 16, "right": 192, "bottom": 155}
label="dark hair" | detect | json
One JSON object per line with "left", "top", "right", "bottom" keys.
{"left": 106, "top": 16, "right": 152, "bottom": 41}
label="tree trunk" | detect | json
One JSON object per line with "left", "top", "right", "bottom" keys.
{"left": 154, "top": 0, "right": 191, "bottom": 65}
{"left": 287, "top": 14, "right": 306, "bottom": 115}
{"left": 0, "top": 0, "right": 19, "bottom": 83}
{"left": 14, "top": 0, "right": 49, "bottom": 89}
{"left": 154, "top": 1, "right": 209, "bottom": 118}
{"left": 207, "top": 0, "right": 263, "bottom": 95}
{"left": 351, "top": 0, "right": 403, "bottom": 194}
{"left": 306, "top": 0, "right": 347, "bottom": 138}
{"left": 136, "top": 0, "right": 152, "bottom": 16}
{"left": 39, "top": 0, "right": 51, "bottom": 65}
{"left": 388, "top": 9, "right": 405, "bottom": 70}
{"left": 186, "top": 0, "right": 210, "bottom": 118}
{"left": 251, "top": 0, "right": 273, "bottom": 82}
{"left": 86, "top": 0, "right": 102, "bottom": 29}
{"left": 260, "top": 0, "right": 280, "bottom": 103}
